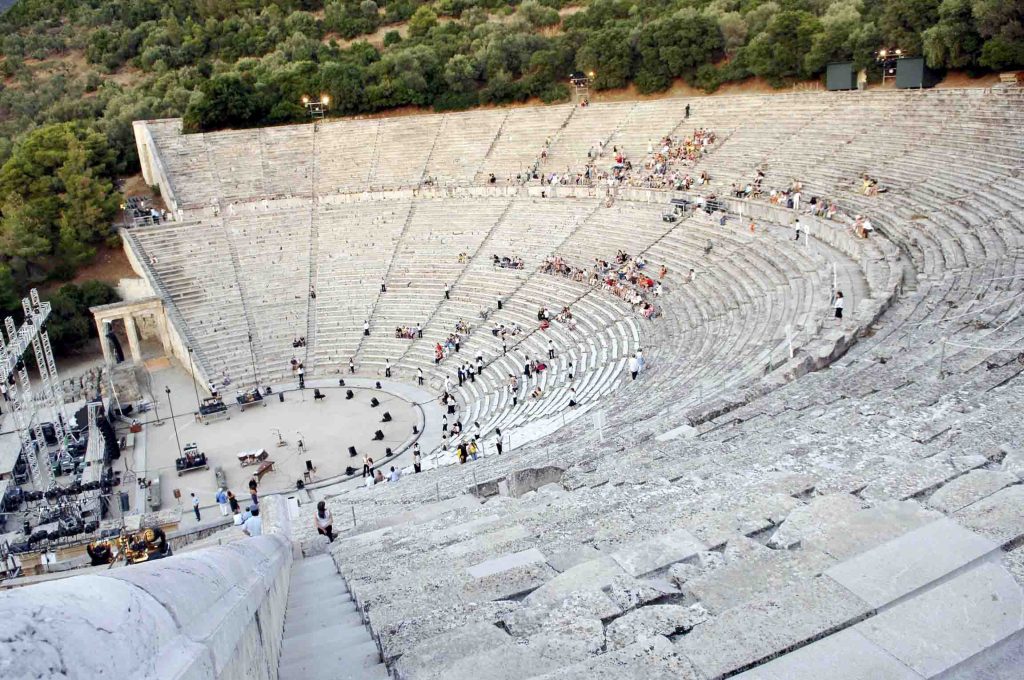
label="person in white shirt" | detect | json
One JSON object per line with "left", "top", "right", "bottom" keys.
{"left": 314, "top": 501, "right": 334, "bottom": 543}
{"left": 388, "top": 466, "right": 401, "bottom": 483}
{"left": 243, "top": 507, "right": 262, "bottom": 537}
{"left": 834, "top": 291, "right": 845, "bottom": 319}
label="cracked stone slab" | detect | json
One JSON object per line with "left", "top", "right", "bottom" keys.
{"left": 524, "top": 556, "right": 628, "bottom": 610}
{"left": 825, "top": 517, "right": 998, "bottom": 609}
{"left": 676, "top": 576, "right": 872, "bottom": 680}
{"left": 926, "top": 470, "right": 1019, "bottom": 514}
{"left": 609, "top": 529, "right": 706, "bottom": 577}
{"left": 953, "top": 485, "right": 1024, "bottom": 548}
{"left": 730, "top": 627, "right": 922, "bottom": 680}
{"left": 467, "top": 547, "right": 547, "bottom": 579}
{"left": 503, "top": 590, "right": 622, "bottom": 637}
{"left": 773, "top": 497, "right": 942, "bottom": 561}
{"left": 533, "top": 635, "right": 700, "bottom": 680}
{"left": 544, "top": 545, "right": 603, "bottom": 573}
{"left": 685, "top": 547, "right": 836, "bottom": 615}
{"left": 606, "top": 604, "right": 710, "bottom": 650}
{"left": 393, "top": 622, "right": 512, "bottom": 680}
{"left": 444, "top": 525, "right": 531, "bottom": 559}
{"left": 854, "top": 563, "right": 1024, "bottom": 679}
{"left": 462, "top": 561, "right": 557, "bottom": 601}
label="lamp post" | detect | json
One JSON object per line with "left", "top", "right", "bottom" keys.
{"left": 247, "top": 333, "right": 260, "bottom": 391}
{"left": 302, "top": 94, "right": 331, "bottom": 120}
{"left": 187, "top": 347, "right": 201, "bottom": 411}
{"left": 165, "top": 386, "right": 182, "bottom": 456}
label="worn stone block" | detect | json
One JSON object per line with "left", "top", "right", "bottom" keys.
{"left": 825, "top": 518, "right": 998, "bottom": 609}
{"left": 926, "top": 470, "right": 1019, "bottom": 513}
{"left": 609, "top": 529, "right": 706, "bottom": 577}
{"left": 953, "top": 485, "right": 1024, "bottom": 548}
{"left": 676, "top": 576, "right": 871, "bottom": 679}
{"left": 855, "top": 563, "right": 1024, "bottom": 678}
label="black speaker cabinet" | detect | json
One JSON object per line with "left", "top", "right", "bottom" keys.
{"left": 826, "top": 62, "right": 855, "bottom": 90}
{"left": 896, "top": 57, "right": 940, "bottom": 88}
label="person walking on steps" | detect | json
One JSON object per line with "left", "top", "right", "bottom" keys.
{"left": 314, "top": 501, "right": 335, "bottom": 543}
{"left": 629, "top": 354, "right": 641, "bottom": 381}
{"left": 834, "top": 291, "right": 844, "bottom": 320}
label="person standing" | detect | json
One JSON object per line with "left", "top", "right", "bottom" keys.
{"left": 314, "top": 501, "right": 335, "bottom": 543}
{"left": 349, "top": 357, "right": 355, "bottom": 374}
{"left": 548, "top": 339, "right": 556, "bottom": 360}
{"left": 191, "top": 493, "right": 201, "bottom": 522}
{"left": 380, "top": 277, "right": 387, "bottom": 293}
{"left": 227, "top": 490, "right": 240, "bottom": 514}
{"left": 243, "top": 507, "right": 262, "bottom": 537}
{"left": 417, "top": 367, "right": 424, "bottom": 386}
{"left": 384, "top": 359, "right": 392, "bottom": 378}
{"left": 834, "top": 291, "right": 844, "bottom": 319}
{"left": 413, "top": 443, "right": 422, "bottom": 473}
{"left": 793, "top": 218, "right": 801, "bottom": 241}
{"left": 248, "top": 479, "right": 259, "bottom": 508}
{"left": 215, "top": 488, "right": 229, "bottom": 516}
{"left": 444, "top": 283, "right": 450, "bottom": 300}
{"left": 442, "top": 414, "right": 448, "bottom": 432}
{"left": 457, "top": 365, "right": 465, "bottom": 387}
{"left": 363, "top": 320, "right": 370, "bottom": 336}
{"left": 362, "top": 453, "right": 372, "bottom": 478}
{"left": 524, "top": 358, "right": 532, "bottom": 379}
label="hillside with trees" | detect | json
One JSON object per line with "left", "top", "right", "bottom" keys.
{"left": 0, "top": 0, "right": 1019, "bottom": 326}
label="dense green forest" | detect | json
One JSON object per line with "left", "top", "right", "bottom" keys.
{"left": 0, "top": 0, "right": 1020, "bottom": 326}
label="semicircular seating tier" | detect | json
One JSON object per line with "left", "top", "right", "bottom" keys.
{"left": 125, "top": 86, "right": 1024, "bottom": 678}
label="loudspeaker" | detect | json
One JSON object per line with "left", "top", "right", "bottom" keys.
{"left": 413, "top": 425, "right": 418, "bottom": 434}
{"left": 296, "top": 479, "right": 304, "bottom": 489}
{"left": 373, "top": 430, "right": 384, "bottom": 440}
{"left": 346, "top": 390, "right": 354, "bottom": 399}
{"left": 119, "top": 492, "right": 130, "bottom": 512}
{"left": 896, "top": 57, "right": 940, "bottom": 88}
{"left": 381, "top": 411, "right": 392, "bottom": 422}
{"left": 345, "top": 466, "right": 356, "bottom": 475}
{"left": 826, "top": 62, "right": 855, "bottom": 90}
{"left": 348, "top": 446, "right": 357, "bottom": 456}
{"left": 338, "top": 379, "right": 345, "bottom": 387}
{"left": 370, "top": 397, "right": 380, "bottom": 407}
{"left": 305, "top": 460, "right": 314, "bottom": 471}
{"left": 386, "top": 447, "right": 393, "bottom": 456}
{"left": 279, "top": 392, "right": 284, "bottom": 402}
{"left": 375, "top": 381, "right": 382, "bottom": 389}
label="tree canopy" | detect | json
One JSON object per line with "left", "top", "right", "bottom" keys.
{"left": 0, "top": 0, "right": 1016, "bottom": 319}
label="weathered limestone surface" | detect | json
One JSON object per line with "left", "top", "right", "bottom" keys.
{"left": 684, "top": 547, "right": 835, "bottom": 614}
{"left": 467, "top": 547, "right": 547, "bottom": 578}
{"left": 533, "top": 636, "right": 700, "bottom": 680}
{"left": 825, "top": 518, "right": 998, "bottom": 608}
{"left": 609, "top": 529, "right": 706, "bottom": 577}
{"left": 854, "top": 563, "right": 1024, "bottom": 678}
{"left": 393, "top": 622, "right": 512, "bottom": 680}
{"left": 953, "top": 485, "right": 1024, "bottom": 547}
{"left": 605, "top": 604, "right": 709, "bottom": 650}
{"left": 676, "top": 576, "right": 871, "bottom": 679}
{"left": 730, "top": 628, "right": 923, "bottom": 680}
{"left": 925, "top": 470, "right": 1019, "bottom": 513}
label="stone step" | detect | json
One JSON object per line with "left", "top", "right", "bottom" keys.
{"left": 279, "top": 622, "right": 375, "bottom": 667}
{"left": 287, "top": 578, "right": 349, "bottom": 608}
{"left": 290, "top": 554, "right": 340, "bottom": 585}
{"left": 285, "top": 591, "right": 356, "bottom": 621}
{"left": 278, "top": 639, "right": 385, "bottom": 680}
{"left": 284, "top": 608, "right": 364, "bottom": 640}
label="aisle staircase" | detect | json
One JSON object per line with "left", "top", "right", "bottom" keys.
{"left": 278, "top": 553, "right": 388, "bottom": 680}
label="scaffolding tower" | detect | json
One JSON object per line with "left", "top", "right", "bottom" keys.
{"left": 0, "top": 289, "right": 70, "bottom": 492}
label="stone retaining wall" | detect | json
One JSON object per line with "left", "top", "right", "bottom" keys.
{"left": 0, "top": 496, "right": 294, "bottom": 680}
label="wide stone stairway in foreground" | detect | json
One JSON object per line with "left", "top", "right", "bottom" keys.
{"left": 278, "top": 554, "right": 388, "bottom": 680}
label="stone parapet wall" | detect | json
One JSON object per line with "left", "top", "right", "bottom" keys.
{"left": 0, "top": 496, "right": 294, "bottom": 680}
